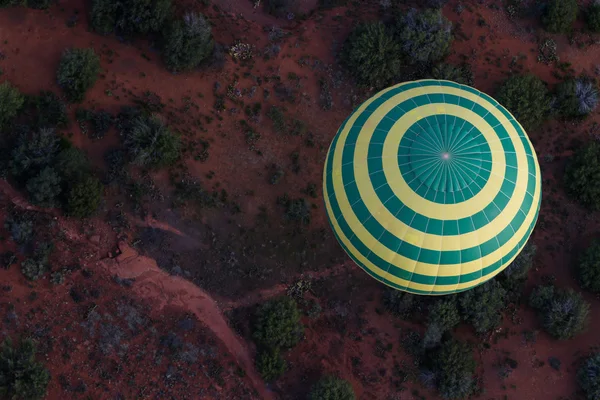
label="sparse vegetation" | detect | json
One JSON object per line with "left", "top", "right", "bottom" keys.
{"left": 529, "top": 285, "right": 589, "bottom": 339}
{"left": 0, "top": 338, "right": 50, "bottom": 400}
{"left": 564, "top": 141, "right": 600, "bottom": 210}
{"left": 162, "top": 12, "right": 214, "bottom": 72}
{"left": 496, "top": 74, "right": 551, "bottom": 131}
{"left": 395, "top": 8, "right": 453, "bottom": 65}
{"left": 341, "top": 22, "right": 402, "bottom": 88}
{"left": 309, "top": 376, "right": 356, "bottom": 400}
{"left": 542, "top": 0, "right": 578, "bottom": 33}
{"left": 256, "top": 348, "right": 286, "bottom": 382}
{"left": 577, "top": 239, "right": 600, "bottom": 294}
{"left": 56, "top": 48, "right": 101, "bottom": 103}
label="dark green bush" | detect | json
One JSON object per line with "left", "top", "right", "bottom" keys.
{"left": 0, "top": 338, "right": 50, "bottom": 400}
{"left": 395, "top": 8, "right": 453, "bottom": 65}
{"left": 425, "top": 339, "right": 476, "bottom": 399}
{"left": 341, "top": 22, "right": 402, "bottom": 88}
{"left": 123, "top": 115, "right": 180, "bottom": 168}
{"left": 554, "top": 78, "right": 599, "bottom": 118}
{"left": 4, "top": 212, "right": 34, "bottom": 245}
{"left": 496, "top": 74, "right": 551, "bottom": 131}
{"left": 56, "top": 48, "right": 101, "bottom": 103}
{"left": 459, "top": 280, "right": 507, "bottom": 333}
{"left": 26, "top": 167, "right": 62, "bottom": 207}
{"left": 430, "top": 63, "right": 473, "bottom": 85}
{"left": 578, "top": 353, "right": 600, "bottom": 400}
{"left": 90, "top": 0, "right": 172, "bottom": 36}
{"left": 26, "top": 0, "right": 53, "bottom": 9}
{"left": 382, "top": 288, "right": 420, "bottom": 319}
{"left": 256, "top": 348, "right": 286, "bottom": 382}
{"left": 66, "top": 176, "right": 103, "bottom": 218}
{"left": 28, "top": 91, "right": 68, "bottom": 129}
{"left": 588, "top": 3, "right": 600, "bottom": 32}
{"left": 500, "top": 242, "right": 537, "bottom": 299}
{"left": 54, "top": 146, "right": 91, "bottom": 182}
{"left": 0, "top": 0, "right": 22, "bottom": 7}
{"left": 0, "top": 81, "right": 25, "bottom": 131}
{"left": 423, "top": 298, "right": 460, "bottom": 348}
{"left": 542, "top": 0, "right": 578, "bottom": 33}
{"left": 564, "top": 141, "right": 600, "bottom": 210}
{"left": 577, "top": 240, "right": 600, "bottom": 294}
{"left": 309, "top": 376, "right": 355, "bottom": 400}
{"left": 265, "top": 0, "right": 296, "bottom": 17}
{"left": 529, "top": 285, "right": 589, "bottom": 339}
{"left": 162, "top": 13, "right": 214, "bottom": 72}
{"left": 253, "top": 296, "right": 304, "bottom": 350}
{"left": 10, "top": 128, "right": 60, "bottom": 178}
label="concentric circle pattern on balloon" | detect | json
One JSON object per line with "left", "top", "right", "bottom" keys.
{"left": 323, "top": 79, "right": 542, "bottom": 295}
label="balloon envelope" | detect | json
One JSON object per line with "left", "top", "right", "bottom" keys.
{"left": 323, "top": 80, "right": 541, "bottom": 295}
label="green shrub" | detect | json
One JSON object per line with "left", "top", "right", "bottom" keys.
{"left": 382, "top": 289, "right": 420, "bottom": 319}
{"left": 529, "top": 285, "right": 589, "bottom": 339}
{"left": 555, "top": 78, "right": 599, "bottom": 118}
{"left": 341, "top": 22, "right": 402, "bottom": 88}
{"left": 496, "top": 74, "right": 551, "bottom": 131}
{"left": 395, "top": 8, "right": 453, "bottom": 65}
{"left": 56, "top": 48, "right": 101, "bottom": 103}
{"left": 459, "top": 280, "right": 507, "bottom": 333}
{"left": 426, "top": 339, "right": 476, "bottom": 399}
{"left": 0, "top": 338, "right": 50, "bottom": 400}
{"left": 253, "top": 296, "right": 304, "bottom": 350}
{"left": 54, "top": 146, "right": 91, "bottom": 182}
{"left": 26, "top": 0, "right": 53, "bottom": 9}
{"left": 564, "top": 141, "right": 600, "bottom": 210}
{"left": 577, "top": 240, "right": 600, "bottom": 294}
{"left": 309, "top": 376, "right": 355, "bottom": 400}
{"left": 4, "top": 212, "right": 34, "bottom": 245}
{"left": 21, "top": 258, "right": 47, "bottom": 280}
{"left": 500, "top": 242, "right": 537, "bottom": 299}
{"left": 588, "top": 3, "right": 600, "bottom": 32}
{"left": 542, "top": 0, "right": 578, "bottom": 33}
{"left": 123, "top": 115, "right": 180, "bottom": 168}
{"left": 578, "top": 353, "right": 600, "bottom": 400}
{"left": 66, "top": 176, "right": 103, "bottom": 218}
{"left": 162, "top": 13, "right": 214, "bottom": 72}
{"left": 256, "top": 348, "right": 286, "bottom": 382}
{"left": 0, "top": 0, "right": 23, "bottom": 7}
{"left": 26, "top": 166, "right": 62, "bottom": 207}
{"left": 90, "top": 0, "right": 172, "bottom": 36}
{"left": 0, "top": 81, "right": 25, "bottom": 131}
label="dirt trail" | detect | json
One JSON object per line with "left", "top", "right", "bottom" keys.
{"left": 102, "top": 241, "right": 274, "bottom": 400}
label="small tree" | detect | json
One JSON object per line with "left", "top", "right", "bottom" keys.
{"left": 430, "top": 63, "right": 472, "bottom": 85}
{"left": 10, "top": 128, "right": 60, "bottom": 178}
{"left": 395, "top": 8, "right": 453, "bottom": 65}
{"left": 542, "top": 0, "right": 578, "bottom": 33}
{"left": 423, "top": 298, "right": 460, "bottom": 348}
{"left": 341, "top": 22, "right": 401, "bottom": 88}
{"left": 253, "top": 296, "right": 304, "bottom": 350}
{"left": 496, "top": 74, "right": 551, "bottom": 131}
{"left": 265, "top": 0, "right": 296, "bottom": 17}
{"left": 382, "top": 288, "right": 420, "bottom": 319}
{"left": 426, "top": 339, "right": 476, "bottom": 399}
{"left": 256, "top": 348, "right": 286, "bottom": 382}
{"left": 564, "top": 141, "right": 600, "bottom": 210}
{"left": 459, "top": 280, "right": 507, "bottom": 333}
{"left": 56, "top": 48, "right": 101, "bottom": 103}
{"left": 529, "top": 285, "right": 589, "bottom": 339}
{"left": 162, "top": 13, "right": 214, "bottom": 72}
{"left": 555, "top": 78, "right": 599, "bottom": 118}
{"left": 26, "top": 167, "right": 62, "bottom": 207}
{"left": 578, "top": 240, "right": 600, "bottom": 294}
{"left": 588, "top": 2, "right": 600, "bottom": 32}
{"left": 66, "top": 176, "right": 103, "bottom": 218}
{"left": 123, "top": 115, "right": 180, "bottom": 168}
{"left": 0, "top": 81, "right": 25, "bottom": 131}
{"left": 309, "top": 376, "right": 356, "bottom": 400}
{"left": 0, "top": 338, "right": 50, "bottom": 400}
{"left": 578, "top": 353, "right": 600, "bottom": 400}
{"left": 29, "top": 91, "right": 68, "bottom": 129}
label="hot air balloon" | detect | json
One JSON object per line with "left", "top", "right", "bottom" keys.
{"left": 323, "top": 80, "right": 541, "bottom": 295}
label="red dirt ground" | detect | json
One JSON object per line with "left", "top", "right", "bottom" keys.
{"left": 2, "top": 0, "right": 600, "bottom": 399}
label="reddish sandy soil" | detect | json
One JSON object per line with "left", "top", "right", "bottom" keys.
{"left": 1, "top": 0, "right": 600, "bottom": 399}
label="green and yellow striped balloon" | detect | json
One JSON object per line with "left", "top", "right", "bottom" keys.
{"left": 323, "top": 80, "right": 541, "bottom": 295}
